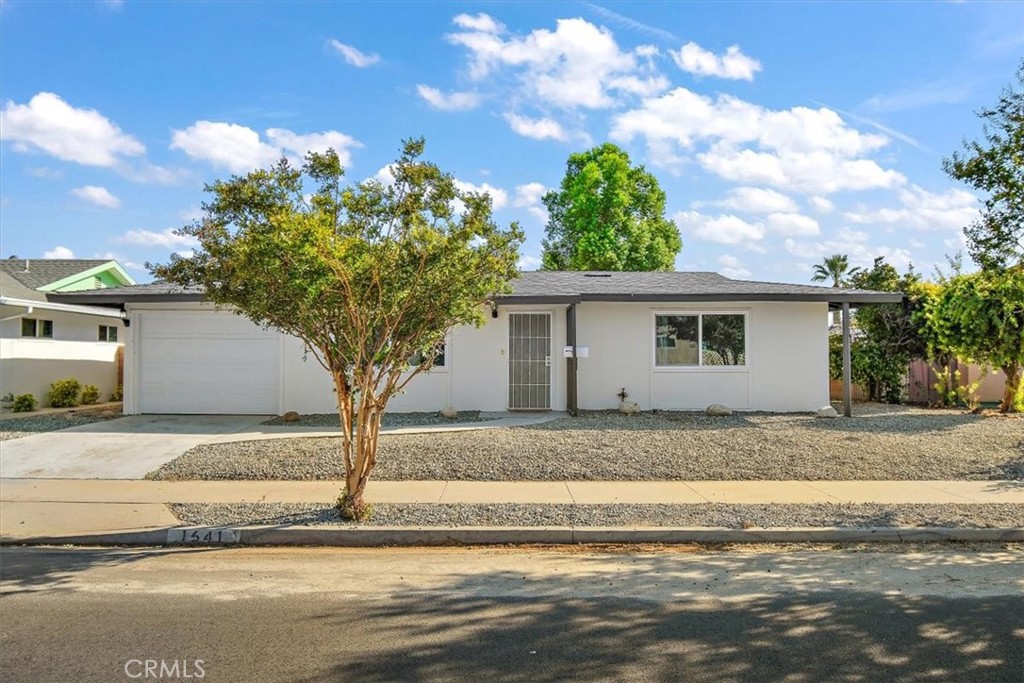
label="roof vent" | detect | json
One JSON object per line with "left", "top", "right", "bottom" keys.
{"left": 583, "top": 273, "right": 612, "bottom": 278}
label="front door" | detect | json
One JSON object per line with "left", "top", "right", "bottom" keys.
{"left": 508, "top": 312, "right": 551, "bottom": 410}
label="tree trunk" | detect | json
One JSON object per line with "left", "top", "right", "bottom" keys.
{"left": 999, "top": 364, "right": 1021, "bottom": 413}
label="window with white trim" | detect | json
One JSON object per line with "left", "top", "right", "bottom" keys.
{"left": 21, "top": 318, "right": 53, "bottom": 339}
{"left": 655, "top": 313, "right": 746, "bottom": 367}
{"left": 98, "top": 325, "right": 119, "bottom": 342}
{"left": 409, "top": 343, "right": 446, "bottom": 368}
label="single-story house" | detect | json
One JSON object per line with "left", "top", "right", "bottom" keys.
{"left": 55, "top": 271, "right": 901, "bottom": 416}
{"left": 1, "top": 258, "right": 135, "bottom": 405}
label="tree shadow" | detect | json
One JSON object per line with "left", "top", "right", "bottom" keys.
{"left": 299, "top": 552, "right": 1024, "bottom": 683}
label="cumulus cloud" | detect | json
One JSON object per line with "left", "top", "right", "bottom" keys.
{"left": 503, "top": 112, "right": 569, "bottom": 141}
{"left": 513, "top": 182, "right": 549, "bottom": 222}
{"left": 764, "top": 212, "right": 820, "bottom": 237}
{"left": 704, "top": 186, "right": 797, "bottom": 214}
{"left": 446, "top": 16, "right": 668, "bottom": 109}
{"left": 518, "top": 254, "right": 543, "bottom": 271}
{"left": 416, "top": 85, "right": 481, "bottom": 111}
{"left": 114, "top": 228, "right": 198, "bottom": 249}
{"left": 328, "top": 39, "right": 380, "bottom": 67}
{"left": 43, "top": 245, "right": 75, "bottom": 259}
{"left": 843, "top": 185, "right": 979, "bottom": 232}
{"left": 808, "top": 196, "right": 835, "bottom": 213}
{"left": 454, "top": 180, "right": 509, "bottom": 210}
{"left": 170, "top": 121, "right": 360, "bottom": 173}
{"left": 0, "top": 92, "right": 144, "bottom": 166}
{"left": 453, "top": 12, "right": 505, "bottom": 33}
{"left": 673, "top": 210, "right": 765, "bottom": 246}
{"left": 717, "top": 254, "right": 751, "bottom": 279}
{"left": 71, "top": 185, "right": 121, "bottom": 209}
{"left": 784, "top": 227, "right": 913, "bottom": 271}
{"left": 611, "top": 88, "right": 903, "bottom": 194}
{"left": 671, "top": 42, "right": 762, "bottom": 80}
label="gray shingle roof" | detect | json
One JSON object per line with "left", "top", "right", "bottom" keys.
{"left": 0, "top": 258, "right": 112, "bottom": 290}
{"left": 0, "top": 271, "right": 46, "bottom": 301}
{"left": 53, "top": 271, "right": 903, "bottom": 306}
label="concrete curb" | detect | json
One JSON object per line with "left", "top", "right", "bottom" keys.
{"left": 3, "top": 525, "right": 1022, "bottom": 547}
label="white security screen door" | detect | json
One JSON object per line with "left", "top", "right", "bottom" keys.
{"left": 508, "top": 312, "right": 551, "bottom": 410}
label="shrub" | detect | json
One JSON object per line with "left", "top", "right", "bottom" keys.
{"left": 47, "top": 378, "right": 81, "bottom": 408}
{"left": 81, "top": 385, "right": 100, "bottom": 405}
{"left": 110, "top": 385, "right": 123, "bottom": 402}
{"left": 1, "top": 392, "right": 13, "bottom": 405}
{"left": 12, "top": 394, "right": 38, "bottom": 412}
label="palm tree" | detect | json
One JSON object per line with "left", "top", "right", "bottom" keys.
{"left": 812, "top": 253, "right": 860, "bottom": 287}
{"left": 812, "top": 254, "right": 860, "bottom": 325}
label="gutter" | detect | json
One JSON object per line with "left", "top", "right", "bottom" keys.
{"left": 0, "top": 296, "right": 128, "bottom": 320}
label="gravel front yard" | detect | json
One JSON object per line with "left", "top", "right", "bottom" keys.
{"left": 0, "top": 406, "right": 123, "bottom": 441}
{"left": 170, "top": 502, "right": 1024, "bottom": 529}
{"left": 151, "top": 407, "right": 1024, "bottom": 482}
{"left": 262, "top": 411, "right": 486, "bottom": 428}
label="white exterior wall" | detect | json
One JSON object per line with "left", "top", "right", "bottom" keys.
{"left": 122, "top": 300, "right": 826, "bottom": 415}
{"left": 0, "top": 307, "right": 122, "bottom": 404}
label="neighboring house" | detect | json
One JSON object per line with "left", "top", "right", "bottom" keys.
{"left": 56, "top": 271, "right": 900, "bottom": 416}
{"left": 1, "top": 258, "right": 135, "bottom": 405}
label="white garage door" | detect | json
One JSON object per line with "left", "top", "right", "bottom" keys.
{"left": 138, "top": 311, "right": 280, "bottom": 414}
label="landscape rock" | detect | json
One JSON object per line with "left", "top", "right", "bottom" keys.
{"left": 439, "top": 406, "right": 459, "bottom": 419}
{"left": 282, "top": 411, "right": 301, "bottom": 423}
{"left": 618, "top": 401, "right": 640, "bottom": 415}
{"left": 706, "top": 404, "right": 733, "bottom": 417}
{"left": 816, "top": 406, "right": 839, "bottom": 419}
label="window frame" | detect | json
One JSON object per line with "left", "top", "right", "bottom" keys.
{"left": 98, "top": 324, "right": 119, "bottom": 343}
{"left": 20, "top": 318, "right": 54, "bottom": 339}
{"left": 407, "top": 338, "right": 449, "bottom": 373}
{"left": 652, "top": 310, "right": 749, "bottom": 372}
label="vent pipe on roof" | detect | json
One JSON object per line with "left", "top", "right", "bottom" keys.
{"left": 23, "top": 259, "right": 29, "bottom": 272}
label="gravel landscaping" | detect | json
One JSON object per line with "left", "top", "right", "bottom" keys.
{"left": 170, "top": 502, "right": 1024, "bottom": 529}
{"left": 151, "top": 406, "right": 1024, "bottom": 482}
{"left": 262, "top": 411, "right": 486, "bottom": 427}
{"left": 0, "top": 406, "right": 123, "bottom": 441}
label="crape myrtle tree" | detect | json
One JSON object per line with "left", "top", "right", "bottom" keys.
{"left": 152, "top": 139, "right": 523, "bottom": 519}
{"left": 541, "top": 143, "right": 682, "bottom": 271}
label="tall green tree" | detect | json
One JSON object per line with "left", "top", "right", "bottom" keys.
{"left": 811, "top": 253, "right": 861, "bottom": 287}
{"left": 924, "top": 267, "right": 1024, "bottom": 412}
{"left": 541, "top": 143, "right": 681, "bottom": 271}
{"left": 151, "top": 139, "right": 523, "bottom": 519}
{"left": 942, "top": 62, "right": 1023, "bottom": 271}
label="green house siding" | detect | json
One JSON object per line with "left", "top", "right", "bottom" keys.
{"left": 38, "top": 262, "right": 135, "bottom": 292}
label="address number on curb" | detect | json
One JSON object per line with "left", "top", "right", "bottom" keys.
{"left": 168, "top": 527, "right": 242, "bottom": 544}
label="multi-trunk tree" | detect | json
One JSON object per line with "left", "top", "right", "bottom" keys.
{"left": 152, "top": 139, "right": 523, "bottom": 519}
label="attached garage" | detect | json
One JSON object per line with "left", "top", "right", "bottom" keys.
{"left": 135, "top": 310, "right": 280, "bottom": 414}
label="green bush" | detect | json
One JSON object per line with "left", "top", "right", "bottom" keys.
{"left": 81, "top": 385, "right": 100, "bottom": 405}
{"left": 110, "top": 385, "right": 123, "bottom": 402}
{"left": 47, "top": 378, "right": 81, "bottom": 408}
{"left": 12, "top": 394, "right": 38, "bottom": 412}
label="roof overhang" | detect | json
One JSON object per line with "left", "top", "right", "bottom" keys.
{"left": 494, "top": 292, "right": 905, "bottom": 306}
{"left": 0, "top": 296, "right": 128, "bottom": 319}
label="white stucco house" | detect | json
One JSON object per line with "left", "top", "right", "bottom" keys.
{"left": 56, "top": 271, "right": 901, "bottom": 416}
{"left": 1, "top": 258, "right": 136, "bottom": 405}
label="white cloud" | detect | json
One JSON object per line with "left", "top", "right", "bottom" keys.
{"left": 25, "top": 166, "right": 63, "bottom": 179}
{"left": 518, "top": 254, "right": 543, "bottom": 271}
{"left": 0, "top": 92, "right": 144, "bottom": 166}
{"left": 808, "top": 196, "right": 834, "bottom": 213}
{"left": 862, "top": 79, "right": 972, "bottom": 113}
{"left": 673, "top": 210, "right": 765, "bottom": 246}
{"left": 43, "top": 245, "right": 75, "bottom": 259}
{"left": 503, "top": 112, "right": 569, "bottom": 141}
{"left": 513, "top": 182, "right": 549, "bottom": 222}
{"left": 784, "top": 227, "right": 913, "bottom": 271}
{"left": 717, "top": 254, "right": 751, "bottom": 279}
{"left": 114, "top": 229, "right": 198, "bottom": 249}
{"left": 764, "top": 212, "right": 820, "bottom": 236}
{"left": 611, "top": 88, "right": 903, "bottom": 193}
{"left": 71, "top": 185, "right": 121, "bottom": 209}
{"left": 170, "top": 121, "right": 360, "bottom": 173}
{"left": 416, "top": 85, "right": 481, "bottom": 111}
{"left": 446, "top": 17, "right": 668, "bottom": 109}
{"left": 705, "top": 186, "right": 797, "bottom": 214}
{"left": 671, "top": 42, "right": 762, "bottom": 80}
{"left": 843, "top": 185, "right": 979, "bottom": 232}
{"left": 453, "top": 12, "right": 504, "bottom": 33}
{"left": 454, "top": 180, "right": 509, "bottom": 210}
{"left": 179, "top": 206, "right": 204, "bottom": 222}
{"left": 581, "top": 2, "right": 680, "bottom": 44}
{"left": 328, "top": 39, "right": 380, "bottom": 67}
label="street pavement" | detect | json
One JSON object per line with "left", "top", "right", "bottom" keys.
{"left": 1, "top": 545, "right": 1021, "bottom": 682}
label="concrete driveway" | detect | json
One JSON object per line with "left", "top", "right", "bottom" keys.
{"left": 0, "top": 415, "right": 268, "bottom": 479}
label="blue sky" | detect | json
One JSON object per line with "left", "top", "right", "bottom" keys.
{"left": 1, "top": 1, "right": 1021, "bottom": 284}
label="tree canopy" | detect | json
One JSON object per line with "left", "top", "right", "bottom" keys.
{"left": 811, "top": 254, "right": 861, "bottom": 287}
{"left": 151, "top": 139, "right": 524, "bottom": 517}
{"left": 541, "top": 143, "right": 681, "bottom": 271}
{"left": 942, "top": 61, "right": 1023, "bottom": 271}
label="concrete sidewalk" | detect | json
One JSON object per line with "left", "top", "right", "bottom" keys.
{"left": 1, "top": 478, "right": 1020, "bottom": 545}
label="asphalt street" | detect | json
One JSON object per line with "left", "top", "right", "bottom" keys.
{"left": 1, "top": 545, "right": 1021, "bottom": 682}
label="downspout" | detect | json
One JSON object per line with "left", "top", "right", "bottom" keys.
{"left": 566, "top": 303, "right": 578, "bottom": 416}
